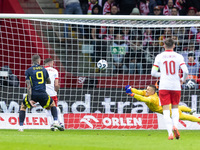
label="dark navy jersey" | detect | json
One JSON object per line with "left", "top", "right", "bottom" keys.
{"left": 25, "top": 64, "right": 49, "bottom": 93}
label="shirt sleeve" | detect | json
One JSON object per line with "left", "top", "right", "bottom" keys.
{"left": 25, "top": 70, "right": 29, "bottom": 81}
{"left": 55, "top": 69, "right": 59, "bottom": 79}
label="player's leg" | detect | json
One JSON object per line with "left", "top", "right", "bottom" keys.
{"left": 171, "top": 91, "right": 181, "bottom": 139}
{"left": 179, "top": 105, "right": 196, "bottom": 114}
{"left": 159, "top": 90, "right": 173, "bottom": 140}
{"left": 51, "top": 96, "right": 64, "bottom": 126}
{"left": 179, "top": 105, "right": 191, "bottom": 112}
{"left": 163, "top": 105, "right": 174, "bottom": 140}
{"left": 46, "top": 96, "right": 58, "bottom": 131}
{"left": 19, "top": 95, "right": 30, "bottom": 132}
{"left": 180, "top": 112, "right": 200, "bottom": 123}
{"left": 40, "top": 94, "right": 64, "bottom": 131}
{"left": 49, "top": 101, "right": 64, "bottom": 131}
{"left": 57, "top": 107, "right": 64, "bottom": 128}
{"left": 45, "top": 109, "right": 54, "bottom": 131}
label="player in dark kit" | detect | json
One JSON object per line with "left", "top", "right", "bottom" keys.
{"left": 18, "top": 55, "right": 64, "bottom": 131}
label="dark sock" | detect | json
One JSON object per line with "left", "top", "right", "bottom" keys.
{"left": 19, "top": 110, "right": 25, "bottom": 126}
{"left": 51, "top": 106, "right": 58, "bottom": 121}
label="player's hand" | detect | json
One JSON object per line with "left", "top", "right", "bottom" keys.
{"left": 126, "top": 88, "right": 132, "bottom": 94}
{"left": 125, "top": 85, "right": 132, "bottom": 90}
{"left": 30, "top": 100, "right": 37, "bottom": 107}
{"left": 186, "top": 80, "right": 195, "bottom": 89}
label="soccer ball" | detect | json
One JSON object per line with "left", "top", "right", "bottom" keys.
{"left": 97, "top": 59, "right": 108, "bottom": 70}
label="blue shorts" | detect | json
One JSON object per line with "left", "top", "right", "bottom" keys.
{"left": 23, "top": 92, "right": 53, "bottom": 108}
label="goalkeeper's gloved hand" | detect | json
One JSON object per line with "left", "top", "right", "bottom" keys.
{"left": 125, "top": 85, "right": 132, "bottom": 94}
{"left": 125, "top": 85, "right": 131, "bottom": 90}
{"left": 125, "top": 85, "right": 135, "bottom": 97}
{"left": 186, "top": 80, "right": 195, "bottom": 89}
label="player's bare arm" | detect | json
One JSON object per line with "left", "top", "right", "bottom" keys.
{"left": 54, "top": 79, "right": 60, "bottom": 92}
{"left": 180, "top": 63, "right": 189, "bottom": 83}
{"left": 26, "top": 80, "right": 32, "bottom": 102}
{"left": 46, "top": 77, "right": 51, "bottom": 84}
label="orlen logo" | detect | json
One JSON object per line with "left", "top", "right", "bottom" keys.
{"left": 8, "top": 117, "right": 48, "bottom": 125}
{"left": 0, "top": 116, "right": 5, "bottom": 121}
{"left": 80, "top": 115, "right": 99, "bottom": 129}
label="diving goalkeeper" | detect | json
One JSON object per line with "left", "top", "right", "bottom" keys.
{"left": 125, "top": 85, "right": 199, "bottom": 124}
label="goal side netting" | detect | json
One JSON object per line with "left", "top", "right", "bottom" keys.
{"left": 0, "top": 14, "right": 200, "bottom": 130}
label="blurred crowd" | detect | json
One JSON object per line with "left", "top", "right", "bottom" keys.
{"left": 62, "top": 0, "right": 200, "bottom": 16}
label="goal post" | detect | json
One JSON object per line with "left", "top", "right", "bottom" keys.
{"left": 0, "top": 14, "right": 200, "bottom": 129}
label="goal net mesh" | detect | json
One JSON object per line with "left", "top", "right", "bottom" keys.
{"left": 0, "top": 15, "right": 199, "bottom": 129}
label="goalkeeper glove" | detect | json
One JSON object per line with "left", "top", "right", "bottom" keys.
{"left": 186, "top": 80, "right": 195, "bottom": 89}
{"left": 125, "top": 85, "right": 135, "bottom": 97}
{"left": 125, "top": 85, "right": 131, "bottom": 90}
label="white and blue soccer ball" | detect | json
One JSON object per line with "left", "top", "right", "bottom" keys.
{"left": 97, "top": 59, "right": 108, "bottom": 70}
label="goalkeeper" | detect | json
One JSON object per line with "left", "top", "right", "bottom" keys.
{"left": 125, "top": 85, "right": 200, "bottom": 123}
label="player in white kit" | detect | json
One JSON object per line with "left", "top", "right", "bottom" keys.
{"left": 44, "top": 58, "right": 64, "bottom": 131}
{"left": 151, "top": 38, "right": 188, "bottom": 140}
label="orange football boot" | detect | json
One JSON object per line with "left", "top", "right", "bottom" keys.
{"left": 173, "top": 126, "right": 180, "bottom": 139}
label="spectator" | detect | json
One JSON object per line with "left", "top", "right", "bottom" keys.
{"left": 152, "top": 6, "right": 162, "bottom": 15}
{"left": 175, "top": 0, "right": 188, "bottom": 15}
{"left": 111, "top": 4, "right": 119, "bottom": 15}
{"left": 182, "top": 51, "right": 200, "bottom": 89}
{"left": 196, "top": 11, "right": 200, "bottom": 16}
{"left": 83, "top": 4, "right": 102, "bottom": 39}
{"left": 103, "top": 0, "right": 114, "bottom": 15}
{"left": 187, "top": 7, "right": 197, "bottom": 16}
{"left": 163, "top": 0, "right": 174, "bottom": 15}
{"left": 64, "top": 0, "right": 83, "bottom": 38}
{"left": 159, "top": 27, "right": 172, "bottom": 46}
{"left": 171, "top": 6, "right": 179, "bottom": 15}
{"left": 129, "top": 37, "right": 146, "bottom": 74}
{"left": 139, "top": 0, "right": 150, "bottom": 15}
{"left": 130, "top": 8, "right": 140, "bottom": 15}
{"left": 175, "top": 27, "right": 189, "bottom": 50}
{"left": 118, "top": 0, "right": 137, "bottom": 15}
{"left": 145, "top": 40, "right": 161, "bottom": 74}
{"left": 121, "top": 27, "right": 131, "bottom": 45}
{"left": 148, "top": 0, "right": 157, "bottom": 15}
{"left": 80, "top": 0, "right": 89, "bottom": 14}
{"left": 98, "top": 12, "right": 111, "bottom": 39}
{"left": 92, "top": 4, "right": 102, "bottom": 14}
{"left": 88, "top": 0, "right": 98, "bottom": 15}
{"left": 112, "top": 34, "right": 128, "bottom": 74}
{"left": 196, "top": 27, "right": 200, "bottom": 44}
{"left": 143, "top": 29, "right": 153, "bottom": 47}
{"left": 104, "top": 26, "right": 115, "bottom": 40}
{"left": 0, "top": 65, "right": 19, "bottom": 87}
{"left": 180, "top": 42, "right": 200, "bottom": 62}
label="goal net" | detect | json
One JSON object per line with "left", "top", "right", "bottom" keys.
{"left": 0, "top": 14, "right": 200, "bottom": 129}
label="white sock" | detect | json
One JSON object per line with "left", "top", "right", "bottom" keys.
{"left": 46, "top": 109, "right": 53, "bottom": 125}
{"left": 172, "top": 108, "right": 179, "bottom": 128}
{"left": 56, "top": 107, "right": 63, "bottom": 124}
{"left": 163, "top": 110, "right": 173, "bottom": 136}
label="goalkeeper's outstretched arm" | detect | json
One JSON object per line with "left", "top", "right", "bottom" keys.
{"left": 128, "top": 93, "right": 151, "bottom": 103}
{"left": 125, "top": 85, "right": 151, "bottom": 103}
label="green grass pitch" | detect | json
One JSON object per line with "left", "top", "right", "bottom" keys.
{"left": 0, "top": 130, "right": 200, "bottom": 150}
